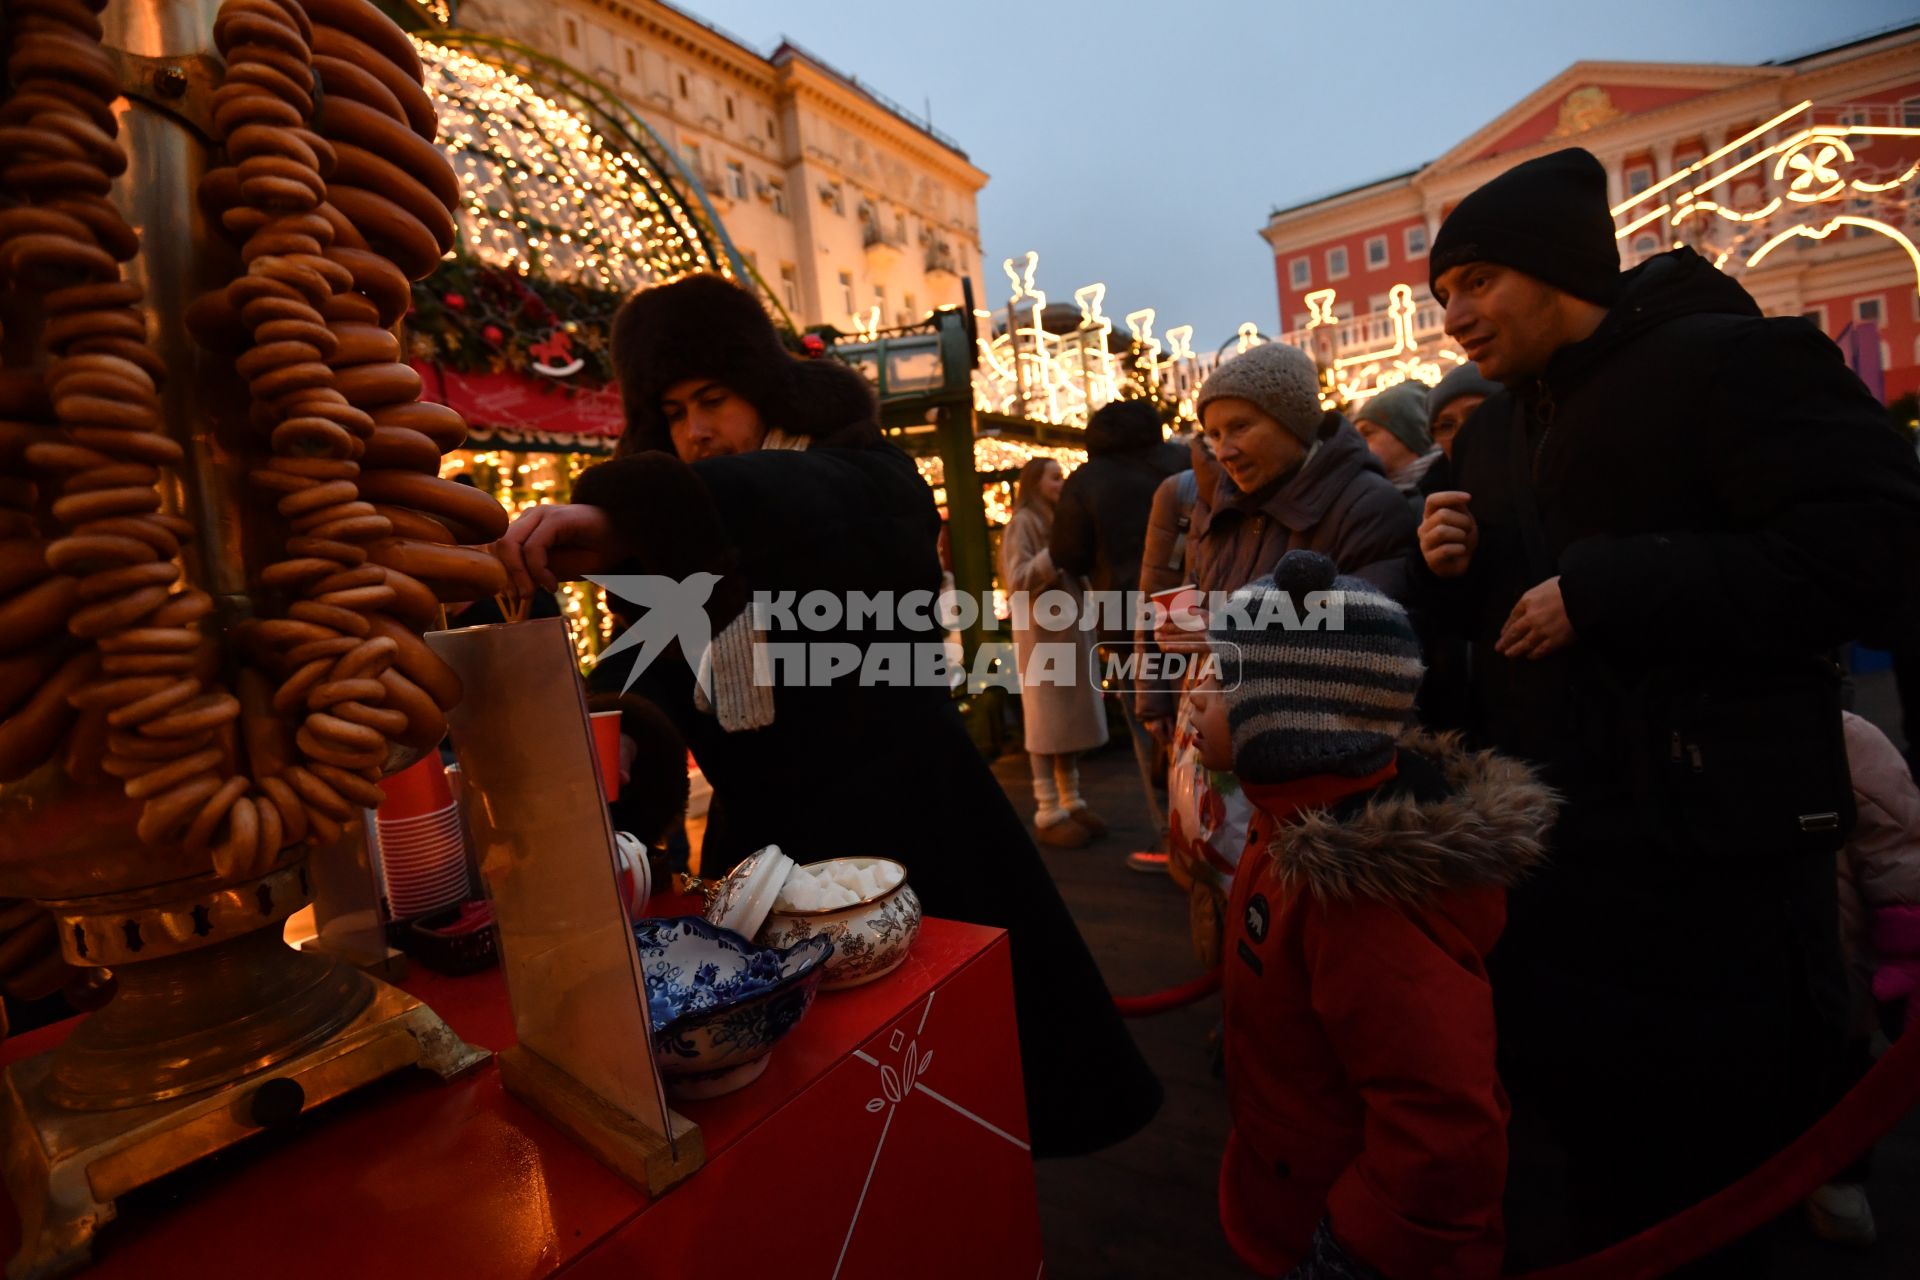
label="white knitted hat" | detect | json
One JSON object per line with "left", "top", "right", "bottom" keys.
{"left": 1195, "top": 342, "right": 1324, "bottom": 445}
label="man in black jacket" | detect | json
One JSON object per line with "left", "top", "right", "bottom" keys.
{"left": 1414, "top": 148, "right": 1920, "bottom": 1267}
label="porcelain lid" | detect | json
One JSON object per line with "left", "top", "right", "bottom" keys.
{"left": 702, "top": 845, "right": 794, "bottom": 939}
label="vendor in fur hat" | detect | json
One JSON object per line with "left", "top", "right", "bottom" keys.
{"left": 1201, "top": 550, "right": 1555, "bottom": 1279}
{"left": 495, "top": 273, "right": 1161, "bottom": 1158}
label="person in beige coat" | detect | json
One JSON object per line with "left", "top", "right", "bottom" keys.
{"left": 1806, "top": 710, "right": 1920, "bottom": 1245}
{"left": 1000, "top": 458, "right": 1110, "bottom": 846}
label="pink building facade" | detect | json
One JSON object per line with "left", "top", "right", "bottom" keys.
{"left": 1261, "top": 26, "right": 1920, "bottom": 405}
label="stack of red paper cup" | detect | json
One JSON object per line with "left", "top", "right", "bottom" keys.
{"left": 375, "top": 755, "right": 468, "bottom": 920}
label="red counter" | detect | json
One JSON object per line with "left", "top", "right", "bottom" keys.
{"left": 0, "top": 918, "right": 1045, "bottom": 1279}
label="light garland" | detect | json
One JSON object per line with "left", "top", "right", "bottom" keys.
{"left": 1609, "top": 104, "right": 1920, "bottom": 300}
{"left": 417, "top": 38, "right": 716, "bottom": 294}
{"left": 971, "top": 249, "right": 1240, "bottom": 430}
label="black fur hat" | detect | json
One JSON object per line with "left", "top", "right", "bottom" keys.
{"left": 610, "top": 273, "right": 882, "bottom": 455}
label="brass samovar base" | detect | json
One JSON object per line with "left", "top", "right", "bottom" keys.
{"left": 0, "top": 978, "right": 488, "bottom": 1280}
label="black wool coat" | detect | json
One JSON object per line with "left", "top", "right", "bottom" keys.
{"left": 1049, "top": 408, "right": 1188, "bottom": 638}
{"left": 576, "top": 359, "right": 1162, "bottom": 1157}
{"left": 1415, "top": 249, "right": 1920, "bottom": 1150}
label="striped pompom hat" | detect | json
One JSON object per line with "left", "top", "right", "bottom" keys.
{"left": 1207, "top": 550, "right": 1424, "bottom": 784}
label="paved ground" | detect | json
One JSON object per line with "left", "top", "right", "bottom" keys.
{"left": 1003, "top": 670, "right": 1917, "bottom": 1279}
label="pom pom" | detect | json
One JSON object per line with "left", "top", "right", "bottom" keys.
{"left": 1271, "top": 550, "right": 1337, "bottom": 596}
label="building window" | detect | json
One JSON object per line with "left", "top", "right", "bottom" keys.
{"left": 677, "top": 72, "right": 689, "bottom": 98}
{"left": 1802, "top": 306, "right": 1827, "bottom": 332}
{"left": 1630, "top": 233, "right": 1659, "bottom": 261}
{"left": 683, "top": 142, "right": 701, "bottom": 178}
{"left": 1404, "top": 224, "right": 1428, "bottom": 259}
{"left": 767, "top": 118, "right": 777, "bottom": 141}
{"left": 823, "top": 183, "right": 844, "bottom": 215}
{"left": 1289, "top": 257, "right": 1310, "bottom": 289}
{"left": 873, "top": 284, "right": 887, "bottom": 320}
{"left": 1905, "top": 97, "right": 1920, "bottom": 128}
{"left": 623, "top": 47, "right": 636, "bottom": 76}
{"left": 903, "top": 292, "right": 915, "bottom": 320}
{"left": 1626, "top": 164, "right": 1653, "bottom": 195}
{"left": 1855, "top": 295, "right": 1884, "bottom": 325}
{"left": 726, "top": 161, "right": 747, "bottom": 201}
{"left": 780, "top": 265, "right": 799, "bottom": 313}
{"left": 563, "top": 16, "right": 578, "bottom": 46}
{"left": 768, "top": 179, "right": 786, "bottom": 216}
{"left": 839, "top": 272, "right": 855, "bottom": 317}
{"left": 1326, "top": 246, "right": 1348, "bottom": 280}
{"left": 1364, "top": 235, "right": 1389, "bottom": 269}
{"left": 725, "top": 96, "right": 736, "bottom": 121}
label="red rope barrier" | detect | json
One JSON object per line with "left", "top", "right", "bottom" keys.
{"left": 1114, "top": 967, "right": 1222, "bottom": 1017}
{"left": 1514, "top": 1021, "right": 1920, "bottom": 1279}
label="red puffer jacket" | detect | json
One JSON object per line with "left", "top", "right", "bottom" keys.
{"left": 1219, "top": 732, "right": 1554, "bottom": 1278}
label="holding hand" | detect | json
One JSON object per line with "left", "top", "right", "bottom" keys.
{"left": 495, "top": 503, "right": 625, "bottom": 596}
{"left": 1420, "top": 491, "right": 1479, "bottom": 578}
{"left": 1155, "top": 606, "right": 1213, "bottom": 656}
{"left": 1496, "top": 577, "right": 1575, "bottom": 659}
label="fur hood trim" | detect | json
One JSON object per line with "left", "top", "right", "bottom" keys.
{"left": 1271, "top": 729, "right": 1556, "bottom": 906}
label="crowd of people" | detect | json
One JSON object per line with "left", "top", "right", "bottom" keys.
{"left": 497, "top": 144, "right": 1920, "bottom": 1278}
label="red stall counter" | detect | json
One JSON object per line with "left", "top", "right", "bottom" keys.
{"left": 0, "top": 918, "right": 1045, "bottom": 1279}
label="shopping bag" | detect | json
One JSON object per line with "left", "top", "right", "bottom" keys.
{"left": 1166, "top": 692, "right": 1257, "bottom": 969}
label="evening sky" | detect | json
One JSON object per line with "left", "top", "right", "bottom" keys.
{"left": 689, "top": 0, "right": 1919, "bottom": 348}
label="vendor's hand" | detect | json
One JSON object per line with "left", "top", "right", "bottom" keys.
{"left": 1496, "top": 577, "right": 1575, "bottom": 659}
{"left": 1155, "top": 607, "right": 1212, "bottom": 655}
{"left": 1420, "top": 491, "right": 1479, "bottom": 578}
{"left": 495, "top": 503, "right": 624, "bottom": 596}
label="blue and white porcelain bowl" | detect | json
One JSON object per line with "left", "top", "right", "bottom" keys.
{"left": 633, "top": 916, "right": 833, "bottom": 1100}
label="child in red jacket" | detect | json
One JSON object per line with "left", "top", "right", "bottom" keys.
{"left": 1205, "top": 551, "right": 1555, "bottom": 1279}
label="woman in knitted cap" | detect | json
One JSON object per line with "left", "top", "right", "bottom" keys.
{"left": 497, "top": 274, "right": 1162, "bottom": 1157}
{"left": 1207, "top": 550, "right": 1555, "bottom": 1280}
{"left": 1351, "top": 381, "right": 1439, "bottom": 502}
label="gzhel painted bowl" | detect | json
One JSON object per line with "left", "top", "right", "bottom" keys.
{"left": 633, "top": 916, "right": 833, "bottom": 1099}
{"left": 757, "top": 857, "right": 921, "bottom": 992}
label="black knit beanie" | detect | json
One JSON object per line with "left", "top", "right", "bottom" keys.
{"left": 609, "top": 273, "right": 796, "bottom": 456}
{"left": 1429, "top": 148, "right": 1621, "bottom": 306}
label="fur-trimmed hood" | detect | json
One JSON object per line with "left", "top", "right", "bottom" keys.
{"left": 1267, "top": 729, "right": 1555, "bottom": 907}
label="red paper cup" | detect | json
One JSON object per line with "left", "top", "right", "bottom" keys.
{"left": 591, "top": 710, "right": 623, "bottom": 802}
{"left": 378, "top": 755, "right": 452, "bottom": 820}
{"left": 1150, "top": 583, "right": 1203, "bottom": 628}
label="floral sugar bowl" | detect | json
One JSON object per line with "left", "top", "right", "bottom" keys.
{"left": 634, "top": 916, "right": 833, "bottom": 1099}
{"left": 757, "top": 857, "right": 921, "bottom": 991}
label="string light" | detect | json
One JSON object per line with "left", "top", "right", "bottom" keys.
{"left": 970, "top": 249, "right": 1239, "bottom": 431}
{"left": 417, "top": 37, "right": 718, "bottom": 293}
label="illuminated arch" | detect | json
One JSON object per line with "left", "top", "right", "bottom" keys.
{"left": 1745, "top": 216, "right": 1920, "bottom": 300}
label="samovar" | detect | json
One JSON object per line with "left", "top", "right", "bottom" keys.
{"left": 0, "top": 3, "right": 483, "bottom": 1275}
